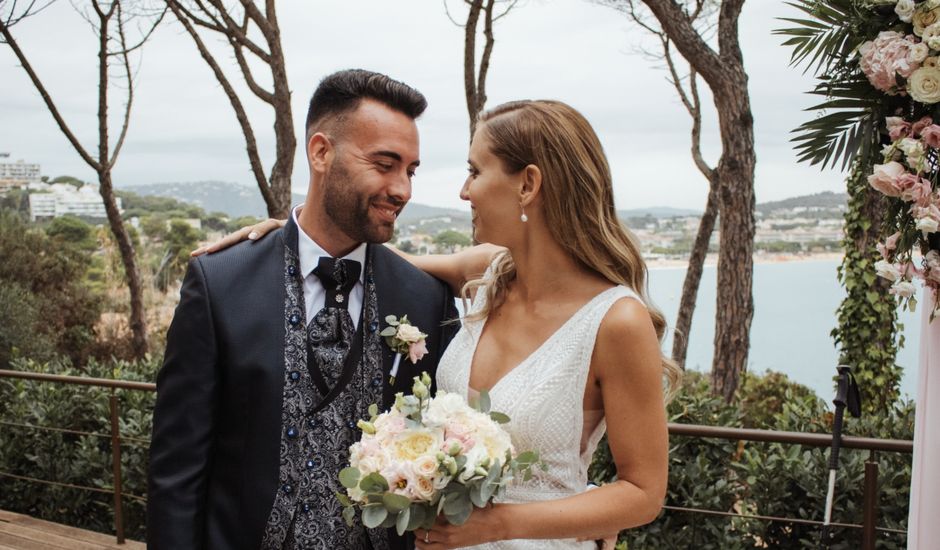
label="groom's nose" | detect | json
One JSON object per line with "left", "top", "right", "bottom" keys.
{"left": 387, "top": 170, "right": 412, "bottom": 204}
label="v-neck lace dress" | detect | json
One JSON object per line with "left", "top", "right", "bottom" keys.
{"left": 436, "top": 272, "right": 644, "bottom": 549}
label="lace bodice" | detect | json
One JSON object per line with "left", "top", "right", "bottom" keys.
{"left": 436, "top": 275, "right": 643, "bottom": 549}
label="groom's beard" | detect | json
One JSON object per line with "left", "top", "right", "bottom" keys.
{"left": 323, "top": 158, "right": 404, "bottom": 244}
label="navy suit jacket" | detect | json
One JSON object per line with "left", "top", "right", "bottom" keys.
{"left": 147, "top": 226, "right": 459, "bottom": 550}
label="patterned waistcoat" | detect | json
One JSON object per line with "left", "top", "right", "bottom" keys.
{"left": 261, "top": 223, "right": 388, "bottom": 550}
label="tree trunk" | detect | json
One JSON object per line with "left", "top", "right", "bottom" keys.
{"left": 265, "top": 22, "right": 294, "bottom": 219}
{"left": 463, "top": 0, "right": 484, "bottom": 137}
{"left": 99, "top": 170, "right": 148, "bottom": 357}
{"left": 710, "top": 71, "right": 756, "bottom": 402}
{"left": 672, "top": 181, "right": 718, "bottom": 367}
{"left": 96, "top": 6, "right": 147, "bottom": 358}
{"left": 641, "top": 0, "right": 755, "bottom": 401}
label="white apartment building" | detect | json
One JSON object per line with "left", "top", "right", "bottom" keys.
{"left": 29, "top": 183, "right": 122, "bottom": 221}
{"left": 0, "top": 154, "right": 41, "bottom": 190}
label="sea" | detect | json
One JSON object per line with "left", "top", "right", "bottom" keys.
{"left": 647, "top": 259, "right": 921, "bottom": 404}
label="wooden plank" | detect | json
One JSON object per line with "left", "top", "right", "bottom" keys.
{"left": 11, "top": 516, "right": 143, "bottom": 548}
{"left": 0, "top": 530, "right": 67, "bottom": 550}
{"left": 0, "top": 522, "right": 105, "bottom": 550}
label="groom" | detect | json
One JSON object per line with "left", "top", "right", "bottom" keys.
{"left": 148, "top": 69, "right": 459, "bottom": 550}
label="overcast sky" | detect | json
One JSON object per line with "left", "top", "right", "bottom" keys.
{"left": 1, "top": 0, "right": 844, "bottom": 211}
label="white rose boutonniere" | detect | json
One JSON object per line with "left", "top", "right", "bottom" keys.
{"left": 381, "top": 315, "right": 429, "bottom": 384}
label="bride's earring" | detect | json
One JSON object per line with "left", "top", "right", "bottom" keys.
{"left": 520, "top": 204, "right": 528, "bottom": 223}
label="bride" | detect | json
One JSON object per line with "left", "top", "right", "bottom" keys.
{"left": 205, "top": 99, "right": 679, "bottom": 549}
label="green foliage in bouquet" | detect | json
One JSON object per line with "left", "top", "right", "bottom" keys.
{"left": 590, "top": 371, "right": 913, "bottom": 549}
{"left": 338, "top": 373, "right": 543, "bottom": 536}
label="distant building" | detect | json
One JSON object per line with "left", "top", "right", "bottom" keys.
{"left": 0, "top": 153, "right": 42, "bottom": 191}
{"left": 29, "top": 183, "right": 121, "bottom": 221}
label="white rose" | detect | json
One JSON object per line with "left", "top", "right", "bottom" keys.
{"left": 917, "top": 215, "right": 940, "bottom": 235}
{"left": 425, "top": 392, "right": 470, "bottom": 426}
{"left": 892, "top": 280, "right": 918, "bottom": 298}
{"left": 910, "top": 42, "right": 930, "bottom": 63}
{"left": 875, "top": 260, "right": 902, "bottom": 282}
{"left": 908, "top": 66, "right": 940, "bottom": 103}
{"left": 924, "top": 24, "right": 940, "bottom": 50}
{"left": 396, "top": 323, "right": 424, "bottom": 343}
{"left": 411, "top": 475, "right": 436, "bottom": 501}
{"left": 413, "top": 454, "right": 440, "bottom": 478}
{"left": 897, "top": 0, "right": 916, "bottom": 22}
{"left": 915, "top": 5, "right": 940, "bottom": 36}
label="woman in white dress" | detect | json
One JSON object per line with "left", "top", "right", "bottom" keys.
{"left": 210, "top": 99, "right": 679, "bottom": 549}
{"left": 401, "top": 100, "right": 678, "bottom": 549}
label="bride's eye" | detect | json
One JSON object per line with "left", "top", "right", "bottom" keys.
{"left": 467, "top": 166, "right": 479, "bottom": 177}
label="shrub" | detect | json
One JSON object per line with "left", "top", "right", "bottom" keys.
{"left": 590, "top": 371, "right": 913, "bottom": 549}
{"left": 0, "top": 355, "right": 158, "bottom": 541}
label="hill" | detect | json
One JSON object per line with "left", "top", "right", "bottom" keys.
{"left": 120, "top": 181, "right": 305, "bottom": 218}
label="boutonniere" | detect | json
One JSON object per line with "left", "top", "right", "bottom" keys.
{"left": 382, "top": 315, "right": 428, "bottom": 385}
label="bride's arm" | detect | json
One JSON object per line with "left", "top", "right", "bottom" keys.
{"left": 416, "top": 297, "right": 668, "bottom": 548}
{"left": 189, "top": 217, "right": 502, "bottom": 296}
{"left": 384, "top": 243, "right": 503, "bottom": 297}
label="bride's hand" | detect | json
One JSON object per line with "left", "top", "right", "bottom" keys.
{"left": 413, "top": 505, "right": 507, "bottom": 550}
{"left": 191, "top": 218, "right": 286, "bottom": 257}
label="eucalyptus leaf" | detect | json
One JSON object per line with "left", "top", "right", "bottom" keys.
{"left": 489, "top": 411, "right": 510, "bottom": 424}
{"left": 336, "top": 491, "right": 353, "bottom": 507}
{"left": 339, "top": 466, "right": 360, "bottom": 489}
{"left": 478, "top": 390, "right": 491, "bottom": 413}
{"left": 383, "top": 492, "right": 411, "bottom": 513}
{"left": 385, "top": 315, "right": 400, "bottom": 325}
{"left": 362, "top": 504, "right": 388, "bottom": 528}
{"left": 407, "top": 503, "right": 427, "bottom": 531}
{"left": 380, "top": 327, "right": 398, "bottom": 337}
{"left": 360, "top": 472, "right": 390, "bottom": 493}
{"left": 468, "top": 481, "right": 486, "bottom": 508}
{"left": 443, "top": 497, "right": 473, "bottom": 526}
{"left": 342, "top": 505, "right": 356, "bottom": 527}
{"left": 395, "top": 506, "right": 411, "bottom": 536}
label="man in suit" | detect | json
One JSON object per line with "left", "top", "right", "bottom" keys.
{"left": 148, "top": 69, "right": 459, "bottom": 550}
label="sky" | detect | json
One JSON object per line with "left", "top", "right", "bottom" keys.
{"left": 1, "top": 0, "right": 845, "bottom": 212}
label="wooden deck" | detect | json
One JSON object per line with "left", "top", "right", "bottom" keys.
{"left": 0, "top": 509, "right": 143, "bottom": 549}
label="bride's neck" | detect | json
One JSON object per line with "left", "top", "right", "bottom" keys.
{"left": 506, "top": 232, "right": 599, "bottom": 302}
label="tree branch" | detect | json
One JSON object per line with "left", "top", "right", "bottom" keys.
{"left": 475, "top": 0, "right": 495, "bottom": 117}
{"left": 108, "top": 1, "right": 133, "bottom": 169}
{"left": 0, "top": 17, "right": 98, "bottom": 169}
{"left": 640, "top": 0, "right": 724, "bottom": 87}
{"left": 231, "top": 37, "right": 274, "bottom": 104}
{"left": 463, "top": 0, "right": 482, "bottom": 135}
{"left": 166, "top": 0, "right": 274, "bottom": 208}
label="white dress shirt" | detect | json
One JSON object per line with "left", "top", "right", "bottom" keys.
{"left": 292, "top": 206, "right": 367, "bottom": 329}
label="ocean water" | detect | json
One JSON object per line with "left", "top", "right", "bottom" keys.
{"left": 647, "top": 259, "right": 921, "bottom": 403}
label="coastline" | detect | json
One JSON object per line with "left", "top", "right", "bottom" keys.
{"left": 646, "top": 252, "right": 844, "bottom": 270}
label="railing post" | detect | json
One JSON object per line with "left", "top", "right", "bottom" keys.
{"left": 861, "top": 450, "right": 878, "bottom": 550}
{"left": 109, "top": 391, "right": 125, "bottom": 544}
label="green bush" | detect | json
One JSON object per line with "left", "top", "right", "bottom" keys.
{"left": 0, "top": 211, "right": 100, "bottom": 367}
{"left": 0, "top": 355, "right": 158, "bottom": 541}
{"left": 590, "top": 371, "right": 913, "bottom": 549}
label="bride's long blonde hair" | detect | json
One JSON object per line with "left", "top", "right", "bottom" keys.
{"left": 462, "top": 100, "right": 682, "bottom": 400}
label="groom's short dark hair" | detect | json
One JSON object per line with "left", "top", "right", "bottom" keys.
{"left": 305, "top": 69, "right": 427, "bottom": 140}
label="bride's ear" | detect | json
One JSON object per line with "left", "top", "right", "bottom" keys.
{"left": 519, "top": 164, "right": 542, "bottom": 208}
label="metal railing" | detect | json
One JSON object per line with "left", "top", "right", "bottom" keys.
{"left": 0, "top": 369, "right": 914, "bottom": 547}
{"left": 0, "top": 369, "right": 156, "bottom": 544}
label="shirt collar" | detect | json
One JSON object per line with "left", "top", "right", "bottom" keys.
{"left": 292, "top": 205, "right": 367, "bottom": 283}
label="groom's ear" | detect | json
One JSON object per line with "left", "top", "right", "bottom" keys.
{"left": 519, "top": 164, "right": 542, "bottom": 207}
{"left": 307, "top": 132, "right": 334, "bottom": 174}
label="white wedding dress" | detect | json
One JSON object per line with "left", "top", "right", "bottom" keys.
{"left": 436, "top": 272, "right": 644, "bottom": 549}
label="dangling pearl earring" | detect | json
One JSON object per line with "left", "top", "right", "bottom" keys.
{"left": 520, "top": 204, "right": 528, "bottom": 223}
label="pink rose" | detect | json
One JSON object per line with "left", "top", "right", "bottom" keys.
{"left": 912, "top": 116, "right": 934, "bottom": 137}
{"left": 408, "top": 339, "right": 428, "bottom": 364}
{"left": 901, "top": 176, "right": 933, "bottom": 205}
{"left": 887, "top": 117, "right": 912, "bottom": 141}
{"left": 921, "top": 124, "right": 940, "bottom": 148}
{"left": 868, "top": 161, "right": 907, "bottom": 197}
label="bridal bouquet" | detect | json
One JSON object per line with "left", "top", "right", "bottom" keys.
{"left": 337, "top": 373, "right": 542, "bottom": 535}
